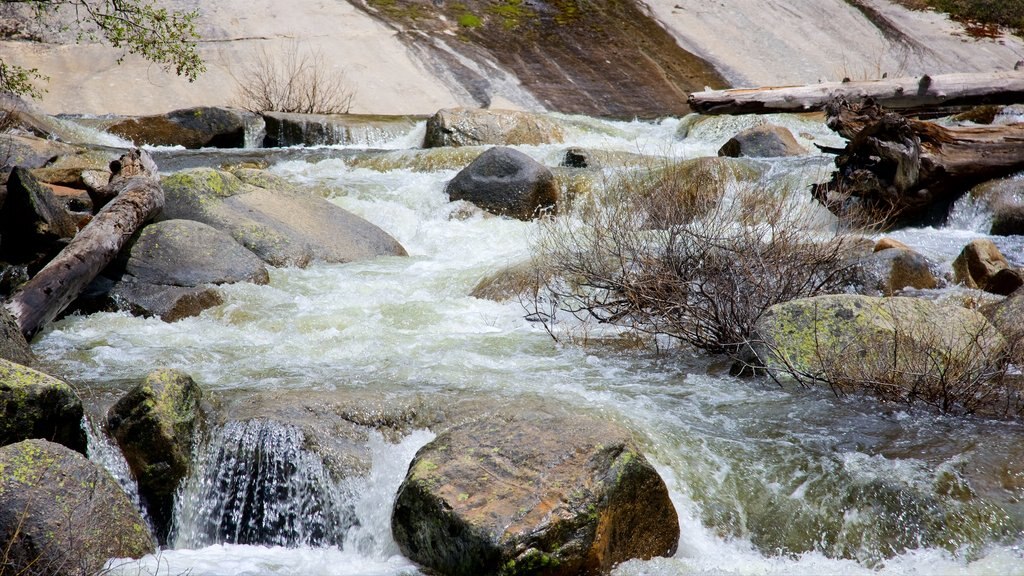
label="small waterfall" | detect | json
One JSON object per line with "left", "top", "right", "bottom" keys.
{"left": 243, "top": 114, "right": 267, "bottom": 149}
{"left": 170, "top": 420, "right": 357, "bottom": 548}
{"left": 83, "top": 417, "right": 154, "bottom": 532}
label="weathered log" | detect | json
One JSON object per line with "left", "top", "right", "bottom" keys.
{"left": 4, "top": 149, "right": 163, "bottom": 339}
{"left": 688, "top": 71, "right": 1024, "bottom": 115}
{"left": 813, "top": 99, "right": 1024, "bottom": 227}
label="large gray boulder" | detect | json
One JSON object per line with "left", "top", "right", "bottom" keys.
{"left": 0, "top": 439, "right": 155, "bottom": 576}
{"left": 752, "top": 295, "right": 1006, "bottom": 414}
{"left": 0, "top": 358, "right": 85, "bottom": 453}
{"left": 159, "top": 168, "right": 407, "bottom": 267}
{"left": 425, "top": 108, "right": 565, "bottom": 148}
{"left": 107, "top": 106, "right": 251, "bottom": 149}
{"left": 446, "top": 146, "right": 558, "bottom": 220}
{"left": 718, "top": 124, "right": 806, "bottom": 158}
{"left": 107, "top": 368, "right": 203, "bottom": 542}
{"left": 392, "top": 411, "right": 679, "bottom": 576}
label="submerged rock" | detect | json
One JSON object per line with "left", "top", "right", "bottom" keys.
{"left": 0, "top": 358, "right": 85, "bottom": 453}
{"left": 425, "top": 108, "right": 565, "bottom": 148}
{"left": 752, "top": 294, "right": 1006, "bottom": 413}
{"left": 446, "top": 146, "right": 558, "bottom": 220}
{"left": 107, "top": 106, "right": 251, "bottom": 149}
{"left": 160, "top": 167, "right": 407, "bottom": 266}
{"left": 392, "top": 410, "right": 679, "bottom": 575}
{"left": 0, "top": 439, "right": 155, "bottom": 575}
{"left": 717, "top": 124, "right": 806, "bottom": 158}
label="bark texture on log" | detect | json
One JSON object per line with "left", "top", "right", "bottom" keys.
{"left": 4, "top": 149, "right": 163, "bottom": 340}
{"left": 814, "top": 99, "right": 1024, "bottom": 227}
{"left": 688, "top": 71, "right": 1024, "bottom": 115}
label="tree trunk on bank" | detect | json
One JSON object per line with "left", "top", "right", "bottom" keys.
{"left": 813, "top": 99, "right": 1024, "bottom": 227}
{"left": 4, "top": 149, "right": 163, "bottom": 340}
{"left": 688, "top": 71, "right": 1024, "bottom": 115}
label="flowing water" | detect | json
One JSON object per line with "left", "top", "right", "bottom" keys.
{"left": 30, "top": 113, "right": 1024, "bottom": 575}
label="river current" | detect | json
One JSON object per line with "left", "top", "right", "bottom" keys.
{"left": 30, "top": 113, "right": 1024, "bottom": 575}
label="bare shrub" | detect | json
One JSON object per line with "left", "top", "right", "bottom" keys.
{"left": 233, "top": 40, "right": 354, "bottom": 114}
{"left": 528, "top": 157, "right": 862, "bottom": 354}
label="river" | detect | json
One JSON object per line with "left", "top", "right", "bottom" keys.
{"left": 30, "top": 112, "right": 1024, "bottom": 575}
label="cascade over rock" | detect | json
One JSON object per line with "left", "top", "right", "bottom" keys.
{"left": 0, "top": 439, "right": 155, "bottom": 576}
{"left": 392, "top": 410, "right": 679, "bottom": 575}
{"left": 262, "top": 112, "right": 425, "bottom": 147}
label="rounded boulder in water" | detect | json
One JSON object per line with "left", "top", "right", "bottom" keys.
{"left": 445, "top": 146, "right": 558, "bottom": 220}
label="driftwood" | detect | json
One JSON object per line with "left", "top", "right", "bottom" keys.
{"left": 688, "top": 71, "right": 1024, "bottom": 115}
{"left": 4, "top": 149, "right": 164, "bottom": 340}
{"left": 813, "top": 98, "right": 1024, "bottom": 227}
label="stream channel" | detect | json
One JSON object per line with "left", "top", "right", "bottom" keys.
{"left": 30, "top": 112, "right": 1024, "bottom": 575}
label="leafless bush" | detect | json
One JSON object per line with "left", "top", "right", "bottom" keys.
{"left": 233, "top": 40, "right": 354, "bottom": 114}
{"left": 528, "top": 157, "right": 862, "bottom": 354}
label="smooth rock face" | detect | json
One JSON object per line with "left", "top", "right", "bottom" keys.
{"left": 0, "top": 358, "right": 85, "bottom": 453}
{"left": 717, "top": 125, "right": 806, "bottom": 158}
{"left": 753, "top": 294, "right": 1005, "bottom": 411}
{"left": 108, "top": 106, "right": 250, "bottom": 149}
{"left": 392, "top": 411, "right": 679, "bottom": 576}
{"left": 446, "top": 146, "right": 558, "bottom": 220}
{"left": 160, "top": 168, "right": 408, "bottom": 266}
{"left": 108, "top": 368, "right": 203, "bottom": 542}
{"left": 0, "top": 439, "right": 155, "bottom": 576}
{"left": 425, "top": 108, "right": 565, "bottom": 148}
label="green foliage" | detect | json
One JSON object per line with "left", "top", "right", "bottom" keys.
{"left": 0, "top": 0, "right": 205, "bottom": 98}
{"left": 457, "top": 11, "right": 482, "bottom": 28}
{"left": 488, "top": 0, "right": 534, "bottom": 29}
{"left": 899, "top": 0, "right": 1024, "bottom": 35}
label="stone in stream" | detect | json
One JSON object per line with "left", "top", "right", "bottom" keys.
{"left": 0, "top": 358, "right": 86, "bottom": 453}
{"left": 160, "top": 167, "right": 407, "bottom": 267}
{"left": 445, "top": 146, "right": 558, "bottom": 220}
{"left": 855, "top": 247, "right": 939, "bottom": 296}
{"left": 392, "top": 410, "right": 679, "bottom": 575}
{"left": 952, "top": 238, "right": 1020, "bottom": 295}
{"left": 717, "top": 124, "right": 807, "bottom": 158}
{"left": 0, "top": 439, "right": 155, "bottom": 576}
{"left": 107, "top": 106, "right": 252, "bottom": 149}
{"left": 424, "top": 108, "right": 566, "bottom": 148}
{"left": 107, "top": 368, "right": 204, "bottom": 543}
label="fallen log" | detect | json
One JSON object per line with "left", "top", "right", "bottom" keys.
{"left": 813, "top": 98, "right": 1024, "bottom": 227}
{"left": 688, "top": 71, "right": 1024, "bottom": 115}
{"left": 4, "top": 149, "right": 163, "bottom": 340}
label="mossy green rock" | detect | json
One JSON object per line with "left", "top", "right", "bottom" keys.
{"left": 752, "top": 295, "right": 1006, "bottom": 410}
{"left": 160, "top": 167, "right": 407, "bottom": 267}
{"left": 0, "top": 358, "right": 85, "bottom": 453}
{"left": 0, "top": 439, "right": 155, "bottom": 575}
{"left": 392, "top": 410, "right": 679, "bottom": 575}
{"left": 107, "top": 368, "right": 202, "bottom": 541}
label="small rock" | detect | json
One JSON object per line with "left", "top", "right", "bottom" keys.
{"left": 717, "top": 124, "right": 806, "bottom": 158}
{"left": 952, "top": 238, "right": 1010, "bottom": 291}
{"left": 873, "top": 237, "right": 910, "bottom": 252}
{"left": 858, "top": 248, "right": 938, "bottom": 295}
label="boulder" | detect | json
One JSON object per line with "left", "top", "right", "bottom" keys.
{"left": 107, "top": 368, "right": 203, "bottom": 542}
{"left": 952, "top": 239, "right": 1012, "bottom": 293}
{"left": 0, "top": 306, "right": 33, "bottom": 366}
{"left": 446, "top": 146, "right": 558, "bottom": 220}
{"left": 0, "top": 439, "right": 155, "bottom": 575}
{"left": 0, "top": 358, "right": 85, "bottom": 453}
{"left": 425, "top": 108, "right": 565, "bottom": 148}
{"left": 262, "top": 112, "right": 425, "bottom": 147}
{"left": 969, "top": 177, "right": 1024, "bottom": 236}
{"left": 752, "top": 294, "right": 1006, "bottom": 412}
{"left": 392, "top": 411, "right": 679, "bottom": 576}
{"left": 107, "top": 106, "right": 251, "bottom": 149}
{"left": 0, "top": 167, "right": 78, "bottom": 265}
{"left": 856, "top": 248, "right": 938, "bottom": 296}
{"left": 984, "top": 268, "right": 1024, "bottom": 296}
{"left": 717, "top": 125, "right": 806, "bottom": 158}
{"left": 159, "top": 167, "right": 407, "bottom": 267}
{"left": 0, "top": 134, "right": 82, "bottom": 171}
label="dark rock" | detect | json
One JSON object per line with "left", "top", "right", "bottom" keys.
{"left": 0, "top": 358, "right": 85, "bottom": 453}
{"left": 0, "top": 167, "right": 78, "bottom": 265}
{"left": 108, "top": 106, "right": 251, "bottom": 149}
{"left": 425, "top": 108, "right": 565, "bottom": 148}
{"left": 0, "top": 439, "right": 155, "bottom": 575}
{"left": 718, "top": 125, "right": 806, "bottom": 158}
{"left": 0, "top": 306, "right": 33, "bottom": 365}
{"left": 445, "top": 146, "right": 558, "bottom": 220}
{"left": 952, "top": 239, "right": 1010, "bottom": 292}
{"left": 108, "top": 280, "right": 224, "bottom": 322}
{"left": 262, "top": 112, "right": 425, "bottom": 147}
{"left": 857, "top": 248, "right": 938, "bottom": 296}
{"left": 107, "top": 368, "right": 203, "bottom": 542}
{"left": 984, "top": 268, "right": 1024, "bottom": 296}
{"left": 160, "top": 168, "right": 407, "bottom": 266}
{"left": 392, "top": 410, "right": 679, "bottom": 576}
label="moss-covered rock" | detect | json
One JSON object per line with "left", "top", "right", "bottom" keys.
{"left": 425, "top": 108, "right": 565, "bottom": 148}
{"left": 0, "top": 439, "right": 155, "bottom": 575}
{"left": 107, "top": 368, "right": 203, "bottom": 542}
{"left": 159, "top": 167, "right": 407, "bottom": 266}
{"left": 392, "top": 410, "right": 679, "bottom": 575}
{"left": 752, "top": 294, "right": 1006, "bottom": 413}
{"left": 0, "top": 358, "right": 85, "bottom": 453}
